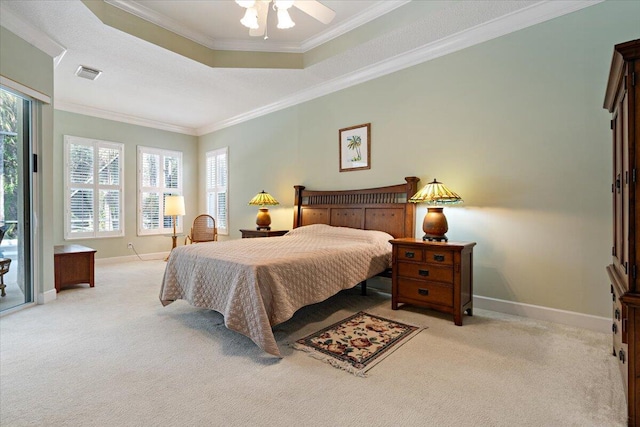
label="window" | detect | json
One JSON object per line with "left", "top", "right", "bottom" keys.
{"left": 137, "top": 146, "right": 183, "bottom": 235}
{"left": 64, "top": 135, "right": 124, "bottom": 239}
{"left": 206, "top": 147, "right": 228, "bottom": 235}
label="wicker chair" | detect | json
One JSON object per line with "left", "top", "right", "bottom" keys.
{"left": 0, "top": 258, "right": 10, "bottom": 297}
{"left": 185, "top": 214, "right": 217, "bottom": 244}
{"left": 0, "top": 224, "right": 11, "bottom": 246}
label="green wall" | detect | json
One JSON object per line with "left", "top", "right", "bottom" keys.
{"left": 5, "top": 0, "right": 639, "bottom": 316}
{"left": 0, "top": 27, "right": 52, "bottom": 96}
{"left": 53, "top": 111, "right": 198, "bottom": 258}
{"left": 199, "top": 0, "right": 640, "bottom": 318}
{"left": 0, "top": 25, "right": 55, "bottom": 298}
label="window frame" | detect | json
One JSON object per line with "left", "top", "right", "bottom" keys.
{"left": 206, "top": 147, "right": 228, "bottom": 235}
{"left": 137, "top": 146, "right": 183, "bottom": 236}
{"left": 64, "top": 135, "right": 125, "bottom": 240}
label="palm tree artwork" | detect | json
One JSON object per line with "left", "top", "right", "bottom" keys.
{"left": 346, "top": 135, "right": 362, "bottom": 162}
{"left": 339, "top": 123, "right": 370, "bottom": 172}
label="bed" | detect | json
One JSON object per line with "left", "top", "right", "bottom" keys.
{"left": 160, "top": 177, "right": 419, "bottom": 357}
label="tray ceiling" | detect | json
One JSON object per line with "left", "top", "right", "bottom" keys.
{"left": 0, "top": 0, "right": 601, "bottom": 135}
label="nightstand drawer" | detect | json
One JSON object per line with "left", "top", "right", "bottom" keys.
{"left": 397, "top": 278, "right": 453, "bottom": 306}
{"left": 396, "top": 246, "right": 424, "bottom": 262}
{"left": 425, "top": 249, "right": 453, "bottom": 265}
{"left": 397, "top": 261, "right": 453, "bottom": 283}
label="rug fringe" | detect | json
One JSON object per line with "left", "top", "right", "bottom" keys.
{"left": 291, "top": 342, "right": 369, "bottom": 377}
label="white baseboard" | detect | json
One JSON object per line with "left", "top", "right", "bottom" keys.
{"left": 95, "top": 252, "right": 168, "bottom": 265}
{"left": 37, "top": 288, "right": 57, "bottom": 304}
{"left": 473, "top": 295, "right": 610, "bottom": 334}
{"left": 366, "top": 280, "right": 610, "bottom": 333}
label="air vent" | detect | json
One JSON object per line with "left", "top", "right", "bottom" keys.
{"left": 75, "top": 65, "right": 102, "bottom": 81}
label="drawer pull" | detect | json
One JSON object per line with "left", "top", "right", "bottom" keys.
{"left": 418, "top": 288, "right": 429, "bottom": 296}
{"left": 433, "top": 254, "right": 445, "bottom": 262}
{"left": 404, "top": 251, "right": 415, "bottom": 259}
{"left": 418, "top": 269, "right": 429, "bottom": 277}
{"left": 613, "top": 323, "right": 618, "bottom": 334}
{"left": 615, "top": 308, "right": 621, "bottom": 320}
{"left": 620, "top": 349, "right": 626, "bottom": 363}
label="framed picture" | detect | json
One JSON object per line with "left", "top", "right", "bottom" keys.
{"left": 339, "top": 123, "right": 371, "bottom": 172}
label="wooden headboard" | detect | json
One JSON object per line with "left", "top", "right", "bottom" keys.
{"left": 293, "top": 177, "right": 420, "bottom": 239}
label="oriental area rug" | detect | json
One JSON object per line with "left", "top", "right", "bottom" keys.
{"left": 292, "top": 311, "right": 423, "bottom": 377}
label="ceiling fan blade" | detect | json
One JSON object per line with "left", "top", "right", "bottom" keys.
{"left": 249, "top": 0, "right": 269, "bottom": 37}
{"left": 294, "top": 0, "right": 336, "bottom": 25}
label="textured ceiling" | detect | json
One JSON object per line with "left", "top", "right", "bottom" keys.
{"left": 0, "top": 0, "right": 600, "bottom": 135}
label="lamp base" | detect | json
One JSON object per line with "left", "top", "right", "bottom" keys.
{"left": 164, "top": 234, "right": 178, "bottom": 262}
{"left": 255, "top": 207, "right": 272, "bottom": 231}
{"left": 421, "top": 207, "right": 449, "bottom": 243}
{"left": 423, "top": 234, "right": 448, "bottom": 242}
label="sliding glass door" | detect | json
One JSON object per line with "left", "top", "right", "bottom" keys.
{"left": 0, "top": 86, "right": 33, "bottom": 311}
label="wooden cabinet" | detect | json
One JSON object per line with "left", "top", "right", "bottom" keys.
{"left": 390, "top": 238, "right": 475, "bottom": 325}
{"left": 604, "top": 38, "right": 640, "bottom": 426}
{"left": 239, "top": 229, "right": 288, "bottom": 238}
{"left": 53, "top": 245, "right": 96, "bottom": 292}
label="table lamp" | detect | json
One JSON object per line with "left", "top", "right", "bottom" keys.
{"left": 409, "top": 179, "right": 462, "bottom": 242}
{"left": 164, "top": 195, "right": 185, "bottom": 257}
{"left": 248, "top": 191, "right": 279, "bottom": 230}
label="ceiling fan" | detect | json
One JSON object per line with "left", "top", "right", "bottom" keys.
{"left": 235, "top": 1, "right": 336, "bottom": 37}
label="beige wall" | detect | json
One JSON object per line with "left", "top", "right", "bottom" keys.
{"left": 53, "top": 111, "right": 199, "bottom": 258}
{"left": 0, "top": 25, "right": 55, "bottom": 297}
{"left": 199, "top": 0, "right": 640, "bottom": 318}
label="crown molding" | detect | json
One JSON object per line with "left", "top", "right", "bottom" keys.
{"left": 197, "top": 0, "right": 603, "bottom": 135}
{"left": 299, "top": 0, "right": 410, "bottom": 52}
{"left": 106, "top": 0, "right": 302, "bottom": 53}
{"left": 0, "top": 5, "right": 67, "bottom": 68}
{"left": 106, "top": 0, "right": 410, "bottom": 53}
{"left": 55, "top": 100, "right": 198, "bottom": 136}
{"left": 105, "top": 0, "right": 220, "bottom": 49}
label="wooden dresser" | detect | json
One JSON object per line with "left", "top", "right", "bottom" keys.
{"left": 604, "top": 38, "right": 640, "bottom": 426}
{"left": 390, "top": 238, "right": 475, "bottom": 325}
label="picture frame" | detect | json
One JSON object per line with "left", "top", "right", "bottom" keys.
{"left": 339, "top": 123, "right": 371, "bottom": 172}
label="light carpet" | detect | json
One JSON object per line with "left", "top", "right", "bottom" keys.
{"left": 0, "top": 260, "right": 627, "bottom": 426}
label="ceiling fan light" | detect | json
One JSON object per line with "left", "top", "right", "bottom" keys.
{"left": 235, "top": 0, "right": 255, "bottom": 8}
{"left": 274, "top": 0, "right": 294, "bottom": 9}
{"left": 276, "top": 8, "right": 295, "bottom": 29}
{"left": 240, "top": 7, "right": 259, "bottom": 29}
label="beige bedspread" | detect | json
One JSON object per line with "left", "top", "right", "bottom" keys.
{"left": 159, "top": 224, "right": 393, "bottom": 357}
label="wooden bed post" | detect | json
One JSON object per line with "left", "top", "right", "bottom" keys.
{"left": 293, "top": 185, "right": 305, "bottom": 229}
{"left": 404, "top": 176, "right": 420, "bottom": 239}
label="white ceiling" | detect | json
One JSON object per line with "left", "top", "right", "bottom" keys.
{"left": 0, "top": 0, "right": 601, "bottom": 136}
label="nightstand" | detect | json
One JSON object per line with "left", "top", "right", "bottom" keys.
{"left": 390, "top": 238, "right": 475, "bottom": 325}
{"left": 240, "top": 229, "right": 288, "bottom": 238}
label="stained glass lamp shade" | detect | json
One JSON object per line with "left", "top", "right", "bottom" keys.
{"left": 248, "top": 191, "right": 279, "bottom": 230}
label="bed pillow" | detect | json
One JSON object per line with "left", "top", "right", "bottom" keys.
{"left": 285, "top": 224, "right": 393, "bottom": 248}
